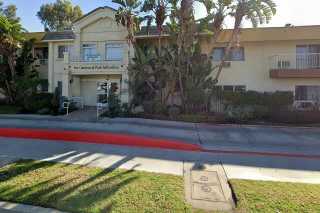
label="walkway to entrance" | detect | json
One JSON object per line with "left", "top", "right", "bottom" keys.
{"left": 65, "top": 107, "right": 98, "bottom": 122}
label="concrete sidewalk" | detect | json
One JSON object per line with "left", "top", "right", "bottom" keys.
{"left": 1, "top": 137, "right": 320, "bottom": 184}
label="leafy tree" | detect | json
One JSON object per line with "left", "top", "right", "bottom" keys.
{"left": 141, "top": 0, "right": 168, "bottom": 52}
{"left": 15, "top": 39, "right": 41, "bottom": 104}
{"left": 0, "top": 15, "right": 25, "bottom": 103}
{"left": 184, "top": 47, "right": 216, "bottom": 113}
{"left": 165, "top": 0, "right": 276, "bottom": 110}
{"left": 37, "top": 0, "right": 83, "bottom": 31}
{"left": 118, "top": 0, "right": 277, "bottom": 114}
{"left": 162, "top": 0, "right": 197, "bottom": 110}
{"left": 112, "top": 0, "right": 142, "bottom": 46}
{"left": 0, "top": 14, "right": 40, "bottom": 104}
{"left": 198, "top": 0, "right": 276, "bottom": 82}
{"left": 128, "top": 45, "right": 158, "bottom": 106}
{"left": 0, "top": 0, "right": 19, "bottom": 22}
{"left": 107, "top": 84, "right": 121, "bottom": 117}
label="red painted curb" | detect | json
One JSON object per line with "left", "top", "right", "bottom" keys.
{"left": 0, "top": 127, "right": 319, "bottom": 160}
{"left": 0, "top": 127, "right": 202, "bottom": 152}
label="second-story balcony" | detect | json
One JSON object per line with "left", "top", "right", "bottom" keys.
{"left": 64, "top": 53, "right": 127, "bottom": 75}
{"left": 269, "top": 53, "right": 320, "bottom": 78}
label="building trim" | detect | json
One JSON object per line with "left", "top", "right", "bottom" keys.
{"left": 73, "top": 6, "right": 116, "bottom": 25}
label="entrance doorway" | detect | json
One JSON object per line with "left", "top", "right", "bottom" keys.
{"left": 80, "top": 78, "right": 120, "bottom": 106}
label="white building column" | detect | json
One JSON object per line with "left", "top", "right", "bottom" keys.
{"left": 62, "top": 52, "right": 71, "bottom": 97}
{"left": 62, "top": 72, "right": 70, "bottom": 97}
{"left": 73, "top": 30, "right": 81, "bottom": 59}
{"left": 120, "top": 73, "right": 129, "bottom": 103}
{"left": 48, "top": 42, "right": 54, "bottom": 93}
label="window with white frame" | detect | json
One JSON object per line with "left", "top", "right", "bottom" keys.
{"left": 106, "top": 43, "right": 123, "bottom": 61}
{"left": 57, "top": 45, "right": 69, "bottom": 59}
{"left": 82, "top": 44, "right": 98, "bottom": 61}
{"left": 212, "top": 47, "right": 225, "bottom": 61}
{"left": 211, "top": 47, "right": 245, "bottom": 61}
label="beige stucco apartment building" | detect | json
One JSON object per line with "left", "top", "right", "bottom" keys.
{"left": 32, "top": 7, "right": 132, "bottom": 106}
{"left": 27, "top": 6, "right": 320, "bottom": 108}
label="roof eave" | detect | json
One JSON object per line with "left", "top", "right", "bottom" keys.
{"left": 73, "top": 6, "right": 116, "bottom": 25}
{"left": 41, "top": 39, "right": 75, "bottom": 42}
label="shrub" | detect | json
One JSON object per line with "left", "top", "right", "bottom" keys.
{"left": 225, "top": 105, "right": 255, "bottom": 123}
{"left": 142, "top": 100, "right": 167, "bottom": 115}
{"left": 222, "top": 91, "right": 293, "bottom": 122}
{"left": 223, "top": 90, "right": 293, "bottom": 109}
{"left": 106, "top": 88, "right": 121, "bottom": 118}
{"left": 119, "top": 103, "right": 130, "bottom": 117}
{"left": 22, "top": 93, "right": 53, "bottom": 113}
{"left": 51, "top": 87, "right": 61, "bottom": 115}
{"left": 168, "top": 105, "right": 181, "bottom": 119}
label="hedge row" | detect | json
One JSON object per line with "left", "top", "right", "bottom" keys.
{"left": 222, "top": 90, "right": 294, "bottom": 108}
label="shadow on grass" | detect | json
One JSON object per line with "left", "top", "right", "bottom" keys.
{"left": 0, "top": 156, "right": 140, "bottom": 212}
{"left": 0, "top": 160, "right": 55, "bottom": 182}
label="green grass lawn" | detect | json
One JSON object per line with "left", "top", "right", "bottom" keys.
{"left": 0, "top": 160, "right": 194, "bottom": 213}
{"left": 0, "top": 160, "right": 319, "bottom": 213}
{"left": 231, "top": 179, "right": 320, "bottom": 213}
{"left": 0, "top": 105, "right": 21, "bottom": 114}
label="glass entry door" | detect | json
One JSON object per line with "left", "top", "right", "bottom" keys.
{"left": 97, "top": 81, "right": 109, "bottom": 104}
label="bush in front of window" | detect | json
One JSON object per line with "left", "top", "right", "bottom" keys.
{"left": 222, "top": 90, "right": 294, "bottom": 123}
{"left": 223, "top": 90, "right": 293, "bottom": 109}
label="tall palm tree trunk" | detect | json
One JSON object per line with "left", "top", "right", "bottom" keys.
{"left": 214, "top": 7, "right": 244, "bottom": 82}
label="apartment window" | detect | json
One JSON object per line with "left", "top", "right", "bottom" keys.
{"left": 296, "top": 45, "right": 320, "bottom": 69}
{"left": 211, "top": 47, "right": 245, "bottom": 61}
{"left": 34, "top": 47, "right": 48, "bottom": 59}
{"left": 212, "top": 48, "right": 225, "bottom": 61}
{"left": 0, "top": 55, "right": 3, "bottom": 64}
{"left": 230, "top": 48, "right": 245, "bottom": 61}
{"left": 57, "top": 46, "right": 69, "bottom": 59}
{"left": 82, "top": 44, "right": 98, "bottom": 61}
{"left": 106, "top": 43, "right": 123, "bottom": 61}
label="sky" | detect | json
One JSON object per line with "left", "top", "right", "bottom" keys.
{"left": 3, "top": 0, "right": 320, "bottom": 32}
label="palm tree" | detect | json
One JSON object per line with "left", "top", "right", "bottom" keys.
{"left": 0, "top": 15, "right": 25, "bottom": 103}
{"left": 128, "top": 45, "right": 157, "bottom": 105}
{"left": 212, "top": 0, "right": 276, "bottom": 82}
{"left": 196, "top": 0, "right": 230, "bottom": 42}
{"left": 141, "top": 0, "right": 168, "bottom": 53}
{"left": 112, "top": 0, "right": 141, "bottom": 46}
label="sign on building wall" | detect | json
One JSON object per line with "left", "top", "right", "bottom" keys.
{"left": 71, "top": 64, "right": 120, "bottom": 72}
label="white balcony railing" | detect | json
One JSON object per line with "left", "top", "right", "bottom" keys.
{"left": 70, "top": 54, "right": 105, "bottom": 63}
{"left": 269, "top": 53, "right": 320, "bottom": 70}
